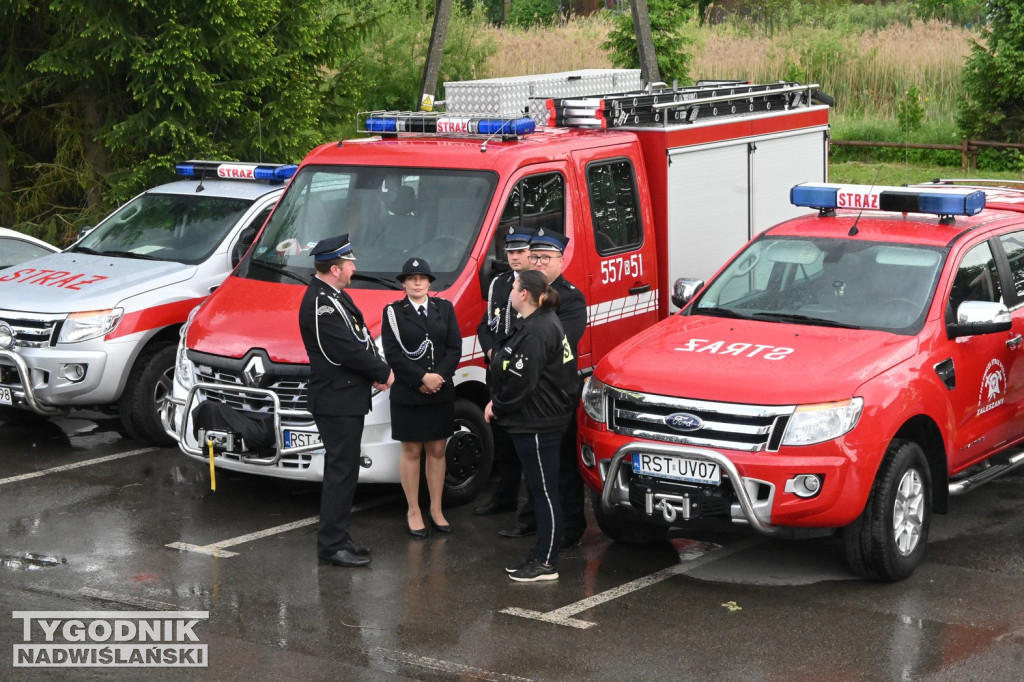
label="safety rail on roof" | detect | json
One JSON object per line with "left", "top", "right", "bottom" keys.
{"left": 544, "top": 81, "right": 829, "bottom": 129}
{"left": 358, "top": 111, "right": 537, "bottom": 140}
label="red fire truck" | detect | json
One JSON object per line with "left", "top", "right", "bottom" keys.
{"left": 580, "top": 181, "right": 1024, "bottom": 580}
{"left": 161, "top": 72, "right": 831, "bottom": 504}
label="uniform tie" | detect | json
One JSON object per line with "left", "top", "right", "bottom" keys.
{"left": 418, "top": 306, "right": 427, "bottom": 319}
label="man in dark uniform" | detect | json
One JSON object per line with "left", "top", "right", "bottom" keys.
{"left": 498, "top": 229, "right": 589, "bottom": 548}
{"left": 473, "top": 226, "right": 536, "bottom": 516}
{"left": 298, "top": 234, "right": 393, "bottom": 567}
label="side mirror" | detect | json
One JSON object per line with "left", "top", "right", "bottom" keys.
{"left": 78, "top": 226, "right": 95, "bottom": 240}
{"left": 947, "top": 300, "right": 1013, "bottom": 338}
{"left": 671, "top": 277, "right": 704, "bottom": 309}
{"left": 231, "top": 227, "right": 258, "bottom": 268}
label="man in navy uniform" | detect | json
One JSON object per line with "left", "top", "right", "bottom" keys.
{"left": 498, "top": 229, "right": 589, "bottom": 548}
{"left": 299, "top": 234, "right": 393, "bottom": 567}
{"left": 473, "top": 226, "right": 536, "bottom": 516}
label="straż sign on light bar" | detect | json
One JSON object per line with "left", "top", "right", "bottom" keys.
{"left": 217, "top": 164, "right": 257, "bottom": 179}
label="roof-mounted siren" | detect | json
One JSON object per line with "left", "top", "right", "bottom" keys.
{"left": 360, "top": 111, "right": 535, "bottom": 140}
{"left": 175, "top": 161, "right": 298, "bottom": 183}
{"left": 791, "top": 183, "right": 986, "bottom": 223}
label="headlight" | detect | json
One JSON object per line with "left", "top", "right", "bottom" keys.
{"left": 581, "top": 376, "right": 608, "bottom": 423}
{"left": 174, "top": 305, "right": 201, "bottom": 390}
{"left": 782, "top": 398, "right": 863, "bottom": 446}
{"left": 58, "top": 308, "right": 124, "bottom": 343}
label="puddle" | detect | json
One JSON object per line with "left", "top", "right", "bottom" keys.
{"left": 1, "top": 552, "right": 67, "bottom": 570}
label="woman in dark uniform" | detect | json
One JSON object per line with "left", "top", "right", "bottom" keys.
{"left": 382, "top": 258, "right": 461, "bottom": 537}
{"left": 484, "top": 269, "right": 579, "bottom": 581}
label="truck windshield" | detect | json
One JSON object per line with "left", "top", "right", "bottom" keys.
{"left": 247, "top": 166, "right": 497, "bottom": 288}
{"left": 73, "top": 193, "right": 252, "bottom": 265}
{"left": 693, "top": 236, "right": 947, "bottom": 333}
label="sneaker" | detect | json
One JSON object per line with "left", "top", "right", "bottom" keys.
{"left": 505, "top": 555, "right": 533, "bottom": 573}
{"left": 508, "top": 559, "right": 559, "bottom": 582}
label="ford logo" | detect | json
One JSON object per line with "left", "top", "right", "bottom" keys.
{"left": 665, "top": 412, "right": 703, "bottom": 432}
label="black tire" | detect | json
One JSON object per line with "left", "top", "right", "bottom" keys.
{"left": 843, "top": 439, "right": 931, "bottom": 581}
{"left": 119, "top": 345, "right": 177, "bottom": 447}
{"left": 441, "top": 398, "right": 494, "bottom": 506}
{"left": 0, "top": 406, "right": 51, "bottom": 426}
{"left": 591, "top": 489, "right": 669, "bottom": 544}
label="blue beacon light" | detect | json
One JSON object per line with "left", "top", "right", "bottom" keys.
{"left": 790, "top": 183, "right": 986, "bottom": 217}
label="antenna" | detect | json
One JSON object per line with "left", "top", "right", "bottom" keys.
{"left": 849, "top": 168, "right": 883, "bottom": 236}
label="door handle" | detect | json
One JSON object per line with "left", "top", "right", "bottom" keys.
{"left": 1007, "top": 334, "right": 1022, "bottom": 349}
{"left": 629, "top": 283, "right": 651, "bottom": 295}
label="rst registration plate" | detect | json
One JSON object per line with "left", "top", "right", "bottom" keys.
{"left": 0, "top": 387, "right": 11, "bottom": 406}
{"left": 633, "top": 453, "right": 721, "bottom": 485}
{"left": 284, "top": 429, "right": 322, "bottom": 449}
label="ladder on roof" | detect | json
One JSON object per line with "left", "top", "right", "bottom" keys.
{"left": 544, "top": 81, "right": 831, "bottom": 129}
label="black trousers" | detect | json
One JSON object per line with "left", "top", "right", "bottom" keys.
{"left": 486, "top": 420, "right": 521, "bottom": 509}
{"left": 515, "top": 412, "right": 587, "bottom": 542}
{"left": 511, "top": 430, "right": 563, "bottom": 566}
{"left": 315, "top": 413, "right": 364, "bottom": 558}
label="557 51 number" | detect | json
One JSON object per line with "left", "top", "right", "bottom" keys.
{"left": 600, "top": 254, "right": 643, "bottom": 284}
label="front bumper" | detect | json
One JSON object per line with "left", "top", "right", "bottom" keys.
{"left": 162, "top": 381, "right": 401, "bottom": 483}
{"left": 0, "top": 344, "right": 124, "bottom": 414}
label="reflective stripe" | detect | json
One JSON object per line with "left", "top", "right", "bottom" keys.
{"left": 105, "top": 297, "right": 205, "bottom": 340}
{"left": 587, "top": 290, "right": 658, "bottom": 327}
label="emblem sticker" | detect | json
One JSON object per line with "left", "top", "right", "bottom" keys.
{"left": 977, "top": 358, "right": 1007, "bottom": 416}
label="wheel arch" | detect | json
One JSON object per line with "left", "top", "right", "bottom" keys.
{"left": 110, "top": 325, "right": 182, "bottom": 400}
{"left": 893, "top": 414, "right": 948, "bottom": 514}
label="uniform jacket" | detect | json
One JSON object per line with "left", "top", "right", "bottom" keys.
{"left": 298, "top": 276, "right": 391, "bottom": 417}
{"left": 381, "top": 296, "right": 461, "bottom": 406}
{"left": 551, "top": 274, "right": 587, "bottom": 355}
{"left": 477, "top": 269, "right": 517, "bottom": 357}
{"left": 488, "top": 307, "right": 579, "bottom": 434}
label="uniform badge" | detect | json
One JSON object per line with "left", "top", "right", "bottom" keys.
{"left": 494, "top": 307, "right": 501, "bottom": 316}
{"left": 537, "top": 229, "right": 545, "bottom": 237}
{"left": 515, "top": 358, "right": 524, "bottom": 370}
{"left": 413, "top": 259, "right": 420, "bottom": 266}
{"left": 562, "top": 337, "right": 575, "bottom": 363}
{"left": 316, "top": 305, "right": 334, "bottom": 316}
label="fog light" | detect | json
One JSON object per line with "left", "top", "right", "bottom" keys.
{"left": 785, "top": 474, "right": 823, "bottom": 498}
{"left": 61, "top": 363, "right": 87, "bottom": 382}
{"left": 0, "top": 321, "right": 14, "bottom": 350}
{"left": 580, "top": 444, "right": 595, "bottom": 468}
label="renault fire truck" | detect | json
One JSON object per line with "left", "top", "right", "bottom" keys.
{"left": 163, "top": 71, "right": 831, "bottom": 504}
{"left": 580, "top": 181, "right": 1024, "bottom": 580}
{"left": 0, "top": 161, "right": 295, "bottom": 444}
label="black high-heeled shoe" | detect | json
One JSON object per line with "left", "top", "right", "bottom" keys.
{"left": 407, "top": 522, "right": 428, "bottom": 538}
{"left": 429, "top": 517, "right": 452, "bottom": 534}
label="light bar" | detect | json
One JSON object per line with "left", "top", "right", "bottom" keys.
{"left": 363, "top": 114, "right": 535, "bottom": 137}
{"left": 175, "top": 161, "right": 298, "bottom": 182}
{"left": 791, "top": 183, "right": 986, "bottom": 217}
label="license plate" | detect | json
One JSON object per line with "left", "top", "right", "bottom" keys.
{"left": 284, "top": 429, "right": 322, "bottom": 449}
{"left": 0, "top": 387, "right": 11, "bottom": 406}
{"left": 633, "top": 453, "right": 721, "bottom": 485}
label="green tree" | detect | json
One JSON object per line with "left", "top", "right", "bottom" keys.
{"left": 958, "top": 0, "right": 1024, "bottom": 145}
{"left": 601, "top": 0, "right": 694, "bottom": 85}
{"left": 0, "top": 0, "right": 372, "bottom": 239}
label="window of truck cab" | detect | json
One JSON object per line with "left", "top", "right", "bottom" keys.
{"left": 247, "top": 166, "right": 497, "bottom": 287}
{"left": 586, "top": 158, "right": 643, "bottom": 256}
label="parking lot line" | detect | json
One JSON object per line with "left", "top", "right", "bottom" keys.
{"left": 501, "top": 536, "right": 763, "bottom": 629}
{"left": 166, "top": 494, "right": 402, "bottom": 558}
{"left": 0, "top": 448, "right": 157, "bottom": 487}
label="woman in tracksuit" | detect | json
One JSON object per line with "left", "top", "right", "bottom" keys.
{"left": 484, "top": 269, "right": 579, "bottom": 582}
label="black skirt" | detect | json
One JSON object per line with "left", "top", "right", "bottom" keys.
{"left": 390, "top": 400, "right": 455, "bottom": 442}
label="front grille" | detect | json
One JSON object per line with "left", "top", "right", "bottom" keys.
{"left": 606, "top": 386, "right": 793, "bottom": 452}
{"left": 0, "top": 310, "right": 64, "bottom": 348}
{"left": 194, "top": 364, "right": 309, "bottom": 413}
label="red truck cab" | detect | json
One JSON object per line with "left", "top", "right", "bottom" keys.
{"left": 580, "top": 182, "right": 1024, "bottom": 580}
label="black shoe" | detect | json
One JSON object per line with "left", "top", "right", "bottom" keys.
{"left": 508, "top": 558, "right": 558, "bottom": 582}
{"left": 407, "top": 522, "right": 428, "bottom": 538}
{"left": 430, "top": 517, "right": 452, "bottom": 534}
{"left": 342, "top": 539, "right": 371, "bottom": 556}
{"left": 473, "top": 501, "right": 516, "bottom": 516}
{"left": 505, "top": 554, "right": 533, "bottom": 573}
{"left": 320, "top": 549, "right": 371, "bottom": 567}
{"left": 498, "top": 522, "right": 537, "bottom": 538}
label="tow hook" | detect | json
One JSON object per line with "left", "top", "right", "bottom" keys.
{"left": 645, "top": 488, "right": 692, "bottom": 523}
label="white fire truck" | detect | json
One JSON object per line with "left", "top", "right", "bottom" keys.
{"left": 0, "top": 161, "right": 295, "bottom": 444}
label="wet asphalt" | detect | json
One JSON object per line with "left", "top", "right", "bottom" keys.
{"left": 2, "top": 411, "right": 1024, "bottom": 680}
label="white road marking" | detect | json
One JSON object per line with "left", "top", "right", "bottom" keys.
{"left": 367, "top": 647, "right": 534, "bottom": 682}
{"left": 501, "top": 536, "right": 763, "bottom": 629}
{"left": 167, "top": 494, "right": 402, "bottom": 558}
{"left": 0, "top": 448, "right": 157, "bottom": 487}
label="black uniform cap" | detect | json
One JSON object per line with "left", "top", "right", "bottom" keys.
{"left": 529, "top": 229, "right": 569, "bottom": 253}
{"left": 397, "top": 257, "right": 435, "bottom": 282}
{"left": 311, "top": 234, "right": 356, "bottom": 261}
{"left": 504, "top": 226, "right": 537, "bottom": 251}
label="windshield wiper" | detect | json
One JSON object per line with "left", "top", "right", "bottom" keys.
{"left": 68, "top": 245, "right": 102, "bottom": 255}
{"left": 250, "top": 259, "right": 310, "bottom": 286}
{"left": 99, "top": 250, "right": 161, "bottom": 261}
{"left": 351, "top": 272, "right": 403, "bottom": 290}
{"left": 696, "top": 306, "right": 750, "bottom": 320}
{"left": 750, "top": 312, "right": 859, "bottom": 329}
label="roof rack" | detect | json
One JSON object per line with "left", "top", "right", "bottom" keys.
{"left": 544, "top": 81, "right": 827, "bottom": 129}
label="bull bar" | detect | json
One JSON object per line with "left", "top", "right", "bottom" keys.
{"left": 163, "top": 382, "right": 324, "bottom": 466}
{"left": 600, "top": 441, "right": 780, "bottom": 536}
{"left": 0, "top": 349, "right": 64, "bottom": 415}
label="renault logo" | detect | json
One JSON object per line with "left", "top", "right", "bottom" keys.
{"left": 243, "top": 356, "right": 266, "bottom": 388}
{"left": 665, "top": 412, "right": 703, "bottom": 432}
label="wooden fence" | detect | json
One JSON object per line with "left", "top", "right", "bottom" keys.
{"left": 830, "top": 139, "right": 1024, "bottom": 173}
